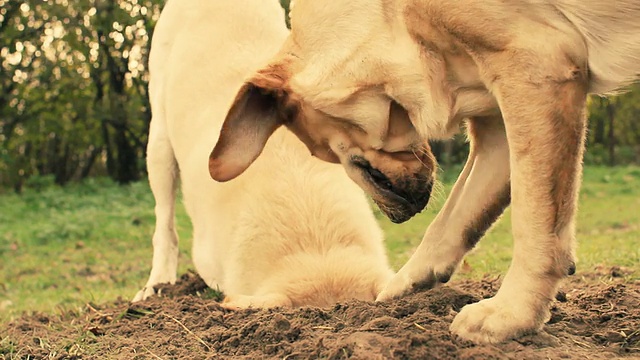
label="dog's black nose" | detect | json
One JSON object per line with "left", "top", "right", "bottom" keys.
{"left": 351, "top": 156, "right": 432, "bottom": 206}
{"left": 352, "top": 158, "right": 395, "bottom": 191}
{"left": 413, "top": 180, "right": 433, "bottom": 209}
{"left": 351, "top": 156, "right": 433, "bottom": 223}
{"left": 366, "top": 165, "right": 394, "bottom": 191}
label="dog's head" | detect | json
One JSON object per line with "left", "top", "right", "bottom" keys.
{"left": 209, "top": 0, "right": 453, "bottom": 223}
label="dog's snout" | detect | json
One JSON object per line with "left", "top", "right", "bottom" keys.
{"left": 352, "top": 156, "right": 431, "bottom": 204}
{"left": 350, "top": 155, "right": 434, "bottom": 223}
{"left": 368, "top": 166, "right": 393, "bottom": 191}
{"left": 416, "top": 180, "right": 433, "bottom": 208}
{"left": 353, "top": 158, "right": 393, "bottom": 191}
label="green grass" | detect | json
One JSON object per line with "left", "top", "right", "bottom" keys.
{"left": 380, "top": 165, "right": 640, "bottom": 275}
{"left": 0, "top": 166, "right": 638, "bottom": 323}
{"left": 0, "top": 178, "right": 194, "bottom": 323}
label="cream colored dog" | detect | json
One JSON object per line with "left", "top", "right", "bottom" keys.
{"left": 208, "top": 0, "right": 640, "bottom": 342}
{"left": 133, "top": 0, "right": 393, "bottom": 309}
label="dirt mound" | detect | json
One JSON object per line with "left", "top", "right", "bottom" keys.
{"left": 2, "top": 270, "right": 639, "bottom": 359}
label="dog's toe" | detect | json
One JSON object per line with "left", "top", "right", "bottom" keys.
{"left": 132, "top": 286, "right": 157, "bottom": 302}
{"left": 450, "top": 295, "right": 546, "bottom": 344}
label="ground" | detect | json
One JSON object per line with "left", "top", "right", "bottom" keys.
{"left": 1, "top": 167, "right": 638, "bottom": 359}
{"left": 2, "top": 267, "right": 638, "bottom": 360}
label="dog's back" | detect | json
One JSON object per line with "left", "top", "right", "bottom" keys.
{"left": 149, "top": 0, "right": 289, "bottom": 158}
{"left": 138, "top": 0, "right": 393, "bottom": 307}
{"left": 552, "top": 0, "right": 640, "bottom": 93}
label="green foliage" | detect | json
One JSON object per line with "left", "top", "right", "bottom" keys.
{"left": 280, "top": 0, "right": 291, "bottom": 28}
{"left": 199, "top": 287, "right": 225, "bottom": 302}
{"left": 0, "top": 0, "right": 164, "bottom": 190}
{"left": 586, "top": 85, "right": 640, "bottom": 166}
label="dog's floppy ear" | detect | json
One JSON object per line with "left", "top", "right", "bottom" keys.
{"left": 209, "top": 64, "right": 296, "bottom": 182}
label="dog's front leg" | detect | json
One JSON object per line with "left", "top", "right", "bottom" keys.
{"left": 449, "top": 53, "right": 586, "bottom": 343}
{"left": 133, "top": 117, "right": 180, "bottom": 302}
{"left": 378, "top": 114, "right": 510, "bottom": 301}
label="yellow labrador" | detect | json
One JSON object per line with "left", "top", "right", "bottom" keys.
{"left": 209, "top": 0, "right": 640, "bottom": 343}
{"left": 134, "top": 0, "right": 394, "bottom": 309}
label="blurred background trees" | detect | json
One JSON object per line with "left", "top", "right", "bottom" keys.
{"left": 1, "top": 0, "right": 638, "bottom": 192}
{"left": 1, "top": 0, "right": 161, "bottom": 191}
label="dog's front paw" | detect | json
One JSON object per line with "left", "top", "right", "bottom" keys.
{"left": 376, "top": 240, "right": 463, "bottom": 302}
{"left": 376, "top": 271, "right": 427, "bottom": 301}
{"left": 132, "top": 278, "right": 174, "bottom": 302}
{"left": 132, "top": 267, "right": 177, "bottom": 302}
{"left": 376, "top": 262, "right": 455, "bottom": 302}
{"left": 132, "top": 286, "right": 159, "bottom": 302}
{"left": 450, "top": 295, "right": 547, "bottom": 344}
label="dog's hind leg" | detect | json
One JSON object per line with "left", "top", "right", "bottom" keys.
{"left": 378, "top": 114, "right": 510, "bottom": 301}
{"left": 133, "top": 108, "right": 180, "bottom": 302}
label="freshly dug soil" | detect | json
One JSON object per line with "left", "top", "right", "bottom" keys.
{"left": 2, "top": 269, "right": 639, "bottom": 359}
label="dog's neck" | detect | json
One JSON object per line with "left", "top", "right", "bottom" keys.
{"left": 391, "top": 0, "right": 501, "bottom": 133}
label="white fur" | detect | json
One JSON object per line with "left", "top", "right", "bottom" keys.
{"left": 133, "top": 0, "right": 394, "bottom": 308}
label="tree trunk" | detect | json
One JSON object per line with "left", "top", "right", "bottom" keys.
{"left": 594, "top": 98, "right": 607, "bottom": 145}
{"left": 101, "top": 120, "right": 115, "bottom": 177}
{"left": 80, "top": 146, "right": 102, "bottom": 179}
{"left": 606, "top": 101, "right": 616, "bottom": 166}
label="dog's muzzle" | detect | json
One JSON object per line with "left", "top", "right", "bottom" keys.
{"left": 352, "top": 158, "right": 432, "bottom": 223}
